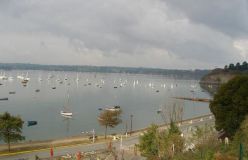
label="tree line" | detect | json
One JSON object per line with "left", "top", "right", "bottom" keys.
{"left": 224, "top": 61, "right": 248, "bottom": 71}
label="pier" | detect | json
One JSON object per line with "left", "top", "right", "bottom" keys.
{"left": 172, "top": 97, "right": 212, "bottom": 103}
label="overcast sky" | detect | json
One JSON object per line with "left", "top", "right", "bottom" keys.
{"left": 0, "top": 0, "right": 247, "bottom": 69}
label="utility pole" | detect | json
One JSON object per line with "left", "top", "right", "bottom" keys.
{"left": 92, "top": 129, "right": 95, "bottom": 143}
{"left": 125, "top": 121, "right": 128, "bottom": 138}
{"left": 130, "top": 114, "right": 133, "bottom": 135}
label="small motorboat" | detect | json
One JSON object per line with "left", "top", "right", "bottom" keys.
{"left": 27, "top": 121, "right": 37, "bottom": 127}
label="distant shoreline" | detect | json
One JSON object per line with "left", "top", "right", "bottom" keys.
{"left": 0, "top": 63, "right": 209, "bottom": 79}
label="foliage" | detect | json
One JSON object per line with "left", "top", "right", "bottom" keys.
{"left": 193, "top": 125, "right": 219, "bottom": 159}
{"left": 138, "top": 124, "right": 159, "bottom": 159}
{"left": 227, "top": 115, "right": 248, "bottom": 158}
{"left": 139, "top": 123, "right": 184, "bottom": 160}
{"left": 0, "top": 112, "right": 25, "bottom": 151}
{"left": 210, "top": 75, "right": 248, "bottom": 137}
{"left": 224, "top": 61, "right": 248, "bottom": 71}
{"left": 159, "top": 100, "right": 184, "bottom": 125}
{"left": 173, "top": 125, "right": 221, "bottom": 160}
{"left": 214, "top": 152, "right": 237, "bottom": 160}
{"left": 97, "top": 109, "right": 122, "bottom": 139}
{"left": 169, "top": 121, "right": 181, "bottom": 135}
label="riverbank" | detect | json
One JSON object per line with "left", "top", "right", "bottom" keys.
{"left": 0, "top": 114, "right": 213, "bottom": 155}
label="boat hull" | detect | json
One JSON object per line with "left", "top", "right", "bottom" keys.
{"left": 60, "top": 111, "right": 73, "bottom": 116}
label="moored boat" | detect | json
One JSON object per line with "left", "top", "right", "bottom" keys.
{"left": 27, "top": 121, "right": 38, "bottom": 127}
{"left": 60, "top": 111, "right": 73, "bottom": 116}
{"left": 105, "top": 105, "right": 121, "bottom": 112}
{"left": 60, "top": 94, "right": 73, "bottom": 117}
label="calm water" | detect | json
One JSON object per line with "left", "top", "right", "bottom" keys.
{"left": 0, "top": 70, "right": 211, "bottom": 141}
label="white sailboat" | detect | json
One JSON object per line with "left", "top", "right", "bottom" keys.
{"left": 24, "top": 72, "right": 30, "bottom": 81}
{"left": 64, "top": 74, "right": 68, "bottom": 81}
{"left": 8, "top": 75, "right": 14, "bottom": 81}
{"left": 17, "top": 73, "right": 25, "bottom": 80}
{"left": 76, "top": 73, "right": 79, "bottom": 82}
{"left": 56, "top": 75, "right": 61, "bottom": 82}
{"left": 0, "top": 72, "right": 8, "bottom": 80}
{"left": 60, "top": 94, "right": 73, "bottom": 117}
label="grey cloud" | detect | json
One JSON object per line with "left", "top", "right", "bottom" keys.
{"left": 165, "top": 0, "right": 248, "bottom": 38}
{"left": 0, "top": 0, "right": 247, "bottom": 69}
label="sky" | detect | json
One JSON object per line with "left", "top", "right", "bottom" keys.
{"left": 0, "top": 0, "right": 247, "bottom": 69}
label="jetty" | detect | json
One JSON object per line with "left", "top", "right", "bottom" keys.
{"left": 172, "top": 97, "right": 212, "bottom": 103}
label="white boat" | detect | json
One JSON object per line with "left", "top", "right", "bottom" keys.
{"left": 38, "top": 77, "right": 42, "bottom": 81}
{"left": 17, "top": 74, "right": 25, "bottom": 80}
{"left": 8, "top": 76, "right": 14, "bottom": 81}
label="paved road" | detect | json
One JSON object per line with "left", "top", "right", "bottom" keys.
{"left": 0, "top": 115, "right": 214, "bottom": 160}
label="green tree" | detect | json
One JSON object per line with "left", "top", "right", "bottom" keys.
{"left": 224, "top": 65, "right": 228, "bottom": 70}
{"left": 236, "top": 63, "right": 241, "bottom": 70}
{"left": 98, "top": 109, "right": 122, "bottom": 139}
{"left": 210, "top": 75, "right": 248, "bottom": 137}
{"left": 0, "top": 112, "right": 25, "bottom": 152}
{"left": 139, "top": 124, "right": 159, "bottom": 160}
{"left": 242, "top": 61, "right": 248, "bottom": 70}
{"left": 228, "top": 115, "right": 248, "bottom": 158}
{"left": 229, "top": 64, "right": 235, "bottom": 70}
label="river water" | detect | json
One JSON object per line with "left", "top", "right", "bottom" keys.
{"left": 0, "top": 70, "right": 211, "bottom": 141}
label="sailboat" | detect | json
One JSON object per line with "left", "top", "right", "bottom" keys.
{"left": 0, "top": 72, "right": 8, "bottom": 80}
{"left": 76, "top": 73, "right": 79, "bottom": 82}
{"left": 60, "top": 94, "right": 73, "bottom": 117}
{"left": 17, "top": 73, "right": 25, "bottom": 80}
{"left": 38, "top": 74, "right": 42, "bottom": 82}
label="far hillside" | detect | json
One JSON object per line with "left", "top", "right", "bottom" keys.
{"left": 0, "top": 63, "right": 209, "bottom": 80}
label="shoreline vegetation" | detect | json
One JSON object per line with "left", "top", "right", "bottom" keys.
{"left": 0, "top": 114, "right": 212, "bottom": 154}
{"left": 0, "top": 63, "right": 209, "bottom": 79}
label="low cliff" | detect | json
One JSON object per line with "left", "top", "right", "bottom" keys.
{"left": 200, "top": 69, "right": 247, "bottom": 95}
